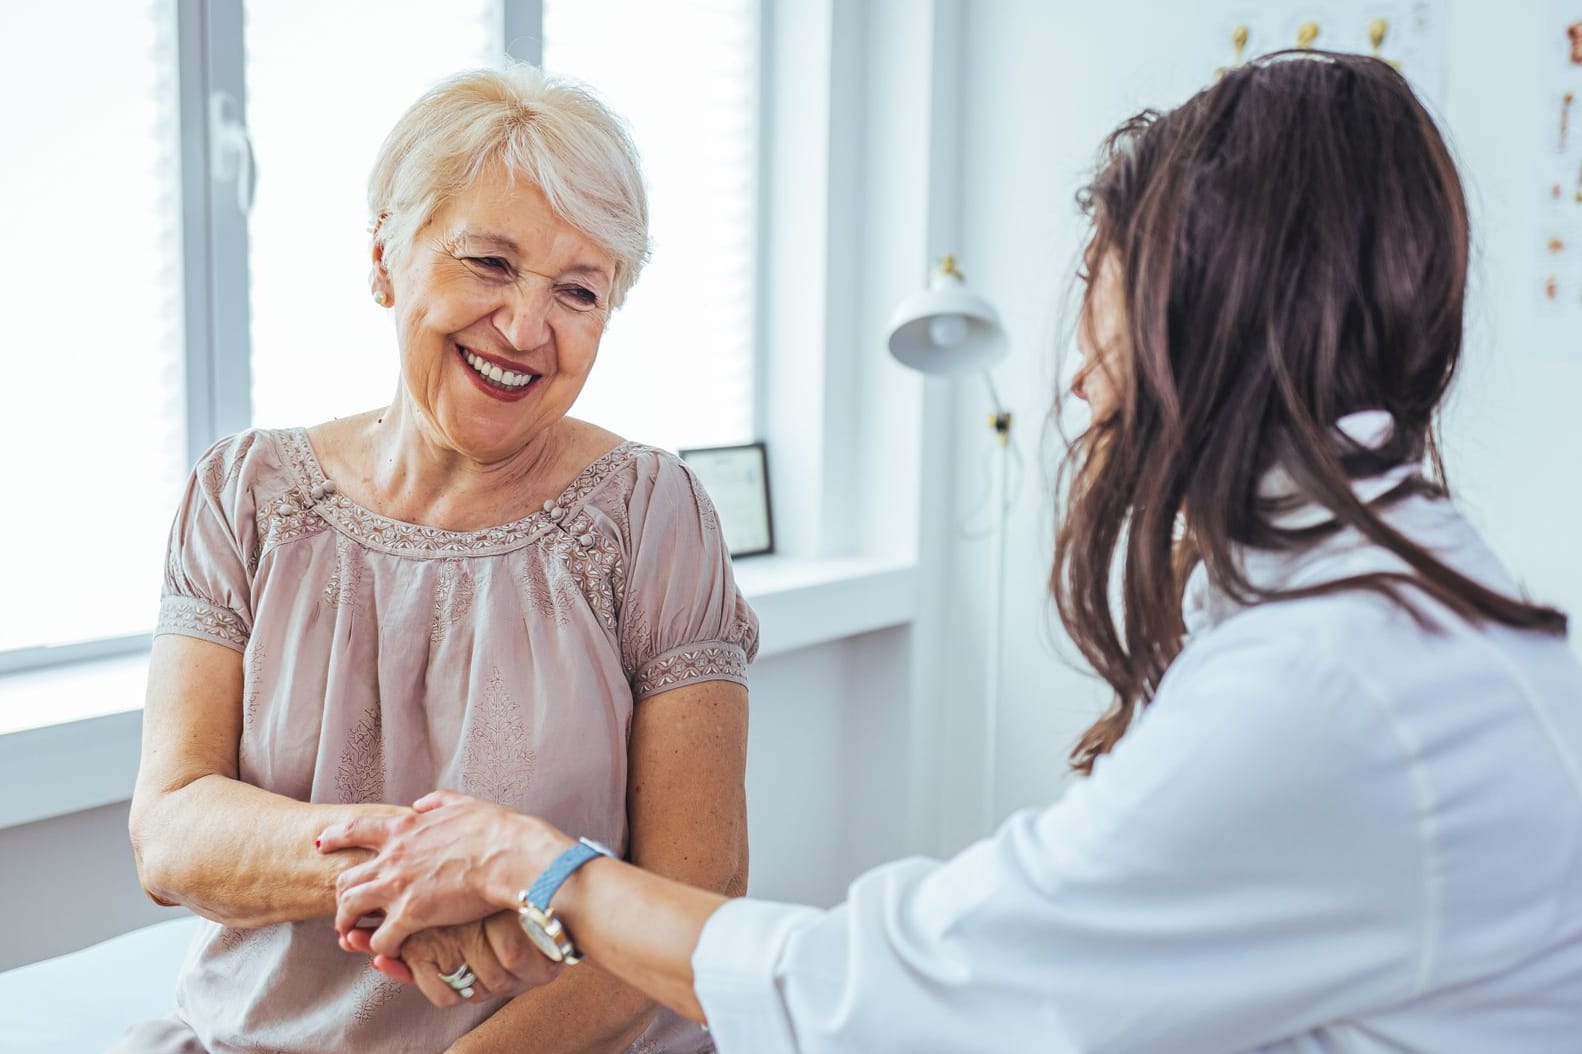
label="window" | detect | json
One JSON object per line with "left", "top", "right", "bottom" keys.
{"left": 0, "top": 1, "right": 762, "bottom": 677}
{"left": 0, "top": 1, "right": 186, "bottom": 660}
{"left": 244, "top": 1, "right": 504, "bottom": 428}
{"left": 543, "top": 0, "right": 759, "bottom": 451}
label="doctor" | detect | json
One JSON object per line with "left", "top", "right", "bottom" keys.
{"left": 317, "top": 51, "right": 1582, "bottom": 1053}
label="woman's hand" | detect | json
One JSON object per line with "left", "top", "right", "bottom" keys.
{"left": 317, "top": 789, "right": 576, "bottom": 957}
{"left": 364, "top": 916, "right": 518, "bottom": 1009}
{"left": 344, "top": 913, "right": 563, "bottom": 1007}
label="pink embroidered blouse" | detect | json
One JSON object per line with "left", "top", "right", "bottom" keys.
{"left": 115, "top": 428, "right": 758, "bottom": 1054}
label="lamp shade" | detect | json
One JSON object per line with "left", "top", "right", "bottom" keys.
{"left": 886, "top": 262, "right": 1008, "bottom": 376}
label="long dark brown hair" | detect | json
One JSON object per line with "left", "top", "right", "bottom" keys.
{"left": 1057, "top": 51, "right": 1567, "bottom": 775}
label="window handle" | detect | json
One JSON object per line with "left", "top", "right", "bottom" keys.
{"left": 209, "top": 91, "right": 258, "bottom": 215}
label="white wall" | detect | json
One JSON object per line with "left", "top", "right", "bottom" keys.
{"left": 747, "top": 629, "right": 921, "bottom": 908}
{"left": 1435, "top": 1, "right": 1582, "bottom": 620}
{"left": 936, "top": 0, "right": 1582, "bottom": 837}
{"left": 0, "top": 802, "right": 170, "bottom": 971}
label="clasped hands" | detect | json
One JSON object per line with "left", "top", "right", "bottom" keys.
{"left": 316, "top": 789, "right": 578, "bottom": 1008}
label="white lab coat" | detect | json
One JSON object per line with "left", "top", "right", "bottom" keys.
{"left": 692, "top": 484, "right": 1582, "bottom": 1052}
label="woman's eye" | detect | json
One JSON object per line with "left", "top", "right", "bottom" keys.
{"left": 558, "top": 285, "right": 601, "bottom": 310}
{"left": 468, "top": 256, "right": 510, "bottom": 273}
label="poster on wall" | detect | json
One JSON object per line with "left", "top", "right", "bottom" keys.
{"left": 1538, "top": 5, "right": 1582, "bottom": 359}
{"left": 1206, "top": 3, "right": 1448, "bottom": 113}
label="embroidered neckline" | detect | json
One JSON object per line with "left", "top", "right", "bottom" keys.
{"left": 271, "top": 428, "right": 644, "bottom": 558}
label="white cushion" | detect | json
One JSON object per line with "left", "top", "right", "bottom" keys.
{"left": 0, "top": 917, "right": 200, "bottom": 1053}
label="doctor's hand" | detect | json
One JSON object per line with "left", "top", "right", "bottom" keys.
{"left": 343, "top": 913, "right": 563, "bottom": 1007}
{"left": 317, "top": 789, "right": 577, "bottom": 958}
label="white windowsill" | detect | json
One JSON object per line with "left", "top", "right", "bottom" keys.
{"left": 0, "top": 555, "right": 917, "bottom": 831}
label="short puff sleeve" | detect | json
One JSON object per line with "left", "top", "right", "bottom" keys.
{"left": 155, "top": 431, "right": 267, "bottom": 653}
{"left": 619, "top": 452, "right": 760, "bottom": 700}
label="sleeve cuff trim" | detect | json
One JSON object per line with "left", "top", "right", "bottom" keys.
{"left": 157, "top": 595, "right": 250, "bottom": 652}
{"left": 633, "top": 641, "right": 748, "bottom": 699}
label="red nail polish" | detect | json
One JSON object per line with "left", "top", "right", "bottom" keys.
{"left": 314, "top": 838, "right": 321, "bottom": 849}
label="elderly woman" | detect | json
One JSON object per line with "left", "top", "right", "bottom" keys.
{"left": 119, "top": 65, "right": 756, "bottom": 1054}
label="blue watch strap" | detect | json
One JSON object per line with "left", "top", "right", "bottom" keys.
{"left": 526, "top": 838, "right": 614, "bottom": 912}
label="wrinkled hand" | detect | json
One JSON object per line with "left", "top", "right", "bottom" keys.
{"left": 344, "top": 912, "right": 564, "bottom": 1008}
{"left": 317, "top": 789, "right": 576, "bottom": 958}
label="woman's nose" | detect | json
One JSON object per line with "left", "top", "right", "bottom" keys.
{"left": 497, "top": 283, "right": 553, "bottom": 351}
{"left": 1066, "top": 353, "right": 1090, "bottom": 403}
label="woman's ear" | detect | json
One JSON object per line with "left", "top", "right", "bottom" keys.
{"left": 369, "top": 218, "right": 394, "bottom": 306}
{"left": 368, "top": 212, "right": 392, "bottom": 273}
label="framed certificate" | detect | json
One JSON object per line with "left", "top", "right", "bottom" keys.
{"left": 678, "top": 441, "right": 775, "bottom": 558}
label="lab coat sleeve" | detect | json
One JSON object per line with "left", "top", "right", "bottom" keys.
{"left": 690, "top": 632, "right": 1430, "bottom": 1053}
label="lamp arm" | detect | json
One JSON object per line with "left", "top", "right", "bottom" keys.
{"left": 982, "top": 371, "right": 1012, "bottom": 446}
{"left": 983, "top": 401, "right": 1010, "bottom": 831}
{"left": 981, "top": 370, "right": 1008, "bottom": 418}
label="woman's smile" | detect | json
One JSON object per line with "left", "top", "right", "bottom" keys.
{"left": 454, "top": 343, "right": 542, "bottom": 403}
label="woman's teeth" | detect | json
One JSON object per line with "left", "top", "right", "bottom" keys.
{"left": 462, "top": 348, "right": 536, "bottom": 390}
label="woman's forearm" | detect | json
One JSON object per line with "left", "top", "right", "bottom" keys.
{"left": 133, "top": 774, "right": 404, "bottom": 927}
{"left": 551, "top": 858, "right": 729, "bottom": 1024}
{"left": 448, "top": 960, "right": 657, "bottom": 1054}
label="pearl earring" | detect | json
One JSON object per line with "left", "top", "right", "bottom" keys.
{"left": 373, "top": 290, "right": 391, "bottom": 307}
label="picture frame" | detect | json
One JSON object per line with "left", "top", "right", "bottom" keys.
{"left": 678, "top": 441, "right": 775, "bottom": 559}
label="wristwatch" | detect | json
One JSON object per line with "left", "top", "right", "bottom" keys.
{"left": 516, "top": 836, "right": 616, "bottom": 964}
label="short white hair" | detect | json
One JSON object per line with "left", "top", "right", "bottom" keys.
{"left": 368, "top": 64, "right": 650, "bottom": 308}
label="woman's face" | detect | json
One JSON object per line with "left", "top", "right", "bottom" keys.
{"left": 374, "top": 164, "right": 616, "bottom": 464}
{"left": 1073, "top": 245, "right": 1128, "bottom": 424}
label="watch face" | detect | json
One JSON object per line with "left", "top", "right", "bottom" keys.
{"left": 517, "top": 908, "right": 567, "bottom": 963}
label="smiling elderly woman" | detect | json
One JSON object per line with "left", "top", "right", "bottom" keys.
{"left": 118, "top": 66, "right": 757, "bottom": 1054}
